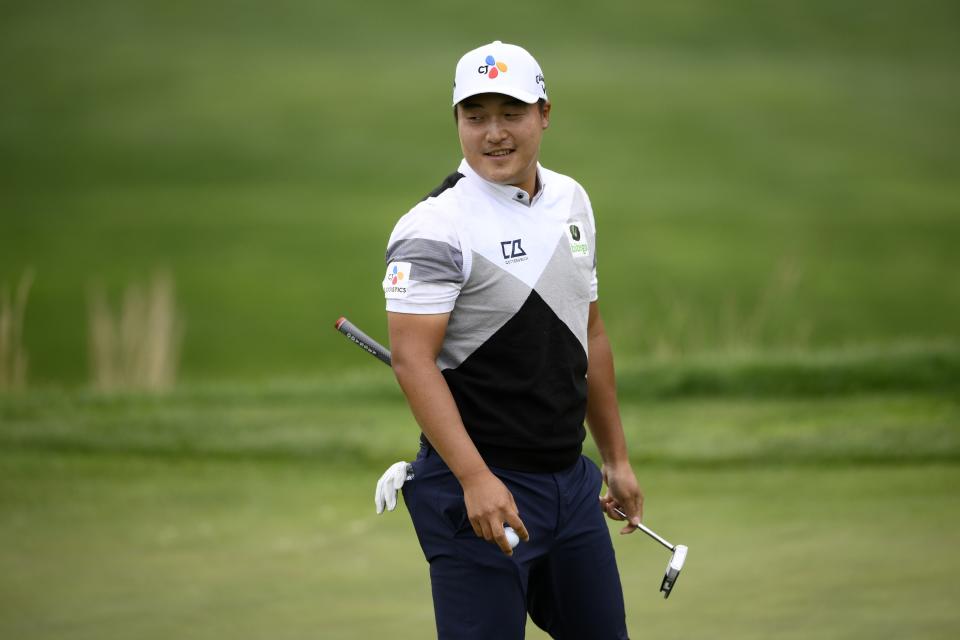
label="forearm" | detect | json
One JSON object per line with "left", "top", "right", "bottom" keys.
{"left": 586, "top": 303, "right": 644, "bottom": 527}
{"left": 390, "top": 321, "right": 529, "bottom": 550}
{"left": 585, "top": 306, "right": 630, "bottom": 467}
{"left": 392, "top": 354, "right": 489, "bottom": 484}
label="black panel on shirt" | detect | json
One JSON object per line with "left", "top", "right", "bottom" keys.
{"left": 436, "top": 290, "right": 588, "bottom": 472}
{"left": 421, "top": 171, "right": 465, "bottom": 202}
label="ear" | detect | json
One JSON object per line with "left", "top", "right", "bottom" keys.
{"left": 541, "top": 101, "right": 552, "bottom": 130}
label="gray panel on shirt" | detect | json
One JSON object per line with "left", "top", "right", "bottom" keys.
{"left": 386, "top": 238, "right": 464, "bottom": 285}
{"left": 532, "top": 237, "right": 592, "bottom": 356}
{"left": 570, "top": 188, "right": 598, "bottom": 272}
{"left": 436, "top": 252, "right": 532, "bottom": 371}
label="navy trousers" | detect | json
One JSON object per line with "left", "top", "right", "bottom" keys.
{"left": 402, "top": 444, "right": 629, "bottom": 639}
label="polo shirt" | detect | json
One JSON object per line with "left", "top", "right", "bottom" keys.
{"left": 383, "top": 159, "right": 598, "bottom": 472}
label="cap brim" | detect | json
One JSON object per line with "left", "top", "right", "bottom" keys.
{"left": 453, "top": 87, "right": 541, "bottom": 107}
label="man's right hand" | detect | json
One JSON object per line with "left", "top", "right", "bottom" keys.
{"left": 459, "top": 469, "right": 529, "bottom": 556}
{"left": 388, "top": 311, "right": 527, "bottom": 555}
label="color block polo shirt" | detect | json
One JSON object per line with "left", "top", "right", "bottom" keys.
{"left": 383, "top": 159, "right": 598, "bottom": 472}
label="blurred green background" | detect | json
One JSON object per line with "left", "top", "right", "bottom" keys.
{"left": 1, "top": 1, "right": 959, "bottom": 638}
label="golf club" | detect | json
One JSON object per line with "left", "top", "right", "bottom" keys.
{"left": 335, "top": 316, "right": 687, "bottom": 594}
{"left": 613, "top": 507, "right": 688, "bottom": 599}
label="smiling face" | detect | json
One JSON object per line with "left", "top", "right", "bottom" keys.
{"left": 456, "top": 93, "right": 551, "bottom": 198}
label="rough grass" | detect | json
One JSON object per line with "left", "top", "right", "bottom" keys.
{"left": 1, "top": 0, "right": 958, "bottom": 384}
{"left": 1, "top": 349, "right": 958, "bottom": 638}
{"left": 1, "top": 343, "right": 957, "bottom": 467}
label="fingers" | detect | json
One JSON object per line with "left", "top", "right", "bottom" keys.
{"left": 504, "top": 512, "right": 529, "bottom": 544}
{"left": 619, "top": 497, "right": 644, "bottom": 535}
{"left": 462, "top": 472, "right": 526, "bottom": 555}
{"left": 469, "top": 518, "right": 484, "bottom": 539}
{"left": 599, "top": 466, "right": 645, "bottom": 535}
{"left": 494, "top": 495, "right": 527, "bottom": 553}
{"left": 375, "top": 461, "right": 410, "bottom": 515}
{"left": 384, "top": 480, "right": 398, "bottom": 512}
{"left": 469, "top": 515, "right": 520, "bottom": 555}
{"left": 491, "top": 524, "right": 514, "bottom": 556}
{"left": 375, "top": 473, "right": 386, "bottom": 514}
{"left": 469, "top": 508, "right": 526, "bottom": 556}
{"left": 599, "top": 492, "right": 625, "bottom": 521}
{"left": 599, "top": 491, "right": 645, "bottom": 534}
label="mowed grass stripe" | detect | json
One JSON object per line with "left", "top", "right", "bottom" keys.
{"left": 2, "top": 452, "right": 958, "bottom": 639}
{"left": 2, "top": 384, "right": 957, "bottom": 468}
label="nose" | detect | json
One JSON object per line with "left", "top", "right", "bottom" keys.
{"left": 484, "top": 118, "right": 508, "bottom": 144}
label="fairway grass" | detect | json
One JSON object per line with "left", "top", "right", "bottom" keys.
{"left": 1, "top": 382, "right": 958, "bottom": 639}
{"left": 1, "top": 453, "right": 957, "bottom": 639}
{"left": 3, "top": 2, "right": 958, "bottom": 636}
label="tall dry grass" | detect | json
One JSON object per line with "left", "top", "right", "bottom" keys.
{"left": 0, "top": 270, "right": 34, "bottom": 391}
{"left": 87, "top": 271, "right": 184, "bottom": 392}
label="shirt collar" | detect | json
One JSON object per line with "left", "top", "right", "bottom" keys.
{"left": 457, "top": 159, "right": 546, "bottom": 207}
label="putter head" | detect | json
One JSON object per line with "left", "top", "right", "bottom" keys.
{"left": 659, "top": 544, "right": 687, "bottom": 599}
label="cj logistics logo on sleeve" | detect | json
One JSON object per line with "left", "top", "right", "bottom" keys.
{"left": 384, "top": 262, "right": 411, "bottom": 299}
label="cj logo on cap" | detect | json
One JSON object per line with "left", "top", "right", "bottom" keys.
{"left": 478, "top": 55, "right": 508, "bottom": 79}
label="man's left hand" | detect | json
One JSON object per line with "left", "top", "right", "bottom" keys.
{"left": 599, "top": 463, "right": 644, "bottom": 535}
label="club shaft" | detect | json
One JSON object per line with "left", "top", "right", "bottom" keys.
{"left": 613, "top": 508, "right": 675, "bottom": 551}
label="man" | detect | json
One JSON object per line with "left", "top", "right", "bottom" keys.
{"left": 377, "top": 41, "right": 643, "bottom": 639}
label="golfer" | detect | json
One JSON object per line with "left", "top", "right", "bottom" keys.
{"left": 377, "top": 41, "right": 643, "bottom": 639}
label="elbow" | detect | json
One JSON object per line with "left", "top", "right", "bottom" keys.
{"left": 390, "top": 347, "right": 435, "bottom": 382}
{"left": 391, "top": 357, "right": 413, "bottom": 383}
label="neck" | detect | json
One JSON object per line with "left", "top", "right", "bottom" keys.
{"left": 514, "top": 169, "right": 539, "bottom": 200}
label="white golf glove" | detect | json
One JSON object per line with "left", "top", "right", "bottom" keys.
{"left": 375, "top": 461, "right": 413, "bottom": 514}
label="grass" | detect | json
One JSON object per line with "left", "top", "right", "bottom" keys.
{"left": 1, "top": 421, "right": 958, "bottom": 639}
{"left": 87, "top": 271, "right": 183, "bottom": 392}
{"left": 1, "top": 342, "right": 957, "bottom": 466}
{"left": 1, "top": 0, "right": 958, "bottom": 385}
{"left": 0, "top": 270, "right": 33, "bottom": 391}
{"left": 1, "top": 2, "right": 958, "bottom": 637}
{"left": 1, "top": 362, "right": 958, "bottom": 638}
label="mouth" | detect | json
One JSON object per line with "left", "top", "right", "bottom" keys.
{"left": 484, "top": 149, "right": 515, "bottom": 158}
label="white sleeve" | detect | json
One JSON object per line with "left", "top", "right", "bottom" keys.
{"left": 578, "top": 185, "right": 599, "bottom": 302}
{"left": 382, "top": 204, "right": 463, "bottom": 314}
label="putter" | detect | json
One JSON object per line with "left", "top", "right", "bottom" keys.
{"left": 336, "top": 316, "right": 687, "bottom": 596}
{"left": 613, "top": 507, "right": 688, "bottom": 598}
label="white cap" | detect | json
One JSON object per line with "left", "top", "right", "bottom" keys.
{"left": 452, "top": 41, "right": 547, "bottom": 106}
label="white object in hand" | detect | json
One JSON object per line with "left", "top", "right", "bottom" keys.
{"left": 374, "top": 460, "right": 521, "bottom": 551}
{"left": 375, "top": 461, "right": 413, "bottom": 514}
